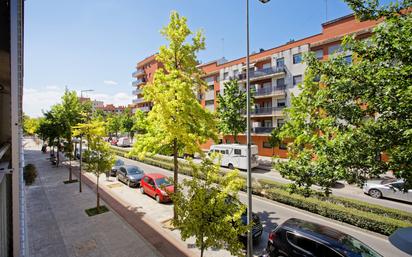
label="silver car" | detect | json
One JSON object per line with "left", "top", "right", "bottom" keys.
{"left": 363, "top": 179, "right": 412, "bottom": 203}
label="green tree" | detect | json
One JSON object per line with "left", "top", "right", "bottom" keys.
{"left": 120, "top": 108, "right": 135, "bottom": 139}
{"left": 42, "top": 105, "right": 67, "bottom": 167}
{"left": 106, "top": 114, "right": 122, "bottom": 137}
{"left": 23, "top": 114, "right": 41, "bottom": 136}
{"left": 132, "top": 109, "right": 148, "bottom": 135}
{"left": 276, "top": 1, "right": 412, "bottom": 194}
{"left": 60, "top": 90, "right": 83, "bottom": 182}
{"left": 131, "top": 12, "right": 218, "bottom": 219}
{"left": 216, "top": 79, "right": 249, "bottom": 143}
{"left": 74, "top": 120, "right": 114, "bottom": 214}
{"left": 172, "top": 155, "right": 247, "bottom": 257}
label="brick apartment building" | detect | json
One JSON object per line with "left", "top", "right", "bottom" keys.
{"left": 131, "top": 14, "right": 379, "bottom": 157}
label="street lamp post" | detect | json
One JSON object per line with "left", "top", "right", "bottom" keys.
{"left": 246, "top": 0, "right": 270, "bottom": 256}
{"left": 79, "top": 89, "right": 94, "bottom": 193}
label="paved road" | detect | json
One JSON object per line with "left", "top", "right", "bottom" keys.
{"left": 113, "top": 155, "right": 410, "bottom": 257}
{"left": 113, "top": 146, "right": 412, "bottom": 213}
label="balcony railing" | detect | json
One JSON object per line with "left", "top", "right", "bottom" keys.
{"left": 252, "top": 127, "right": 275, "bottom": 134}
{"left": 242, "top": 106, "right": 286, "bottom": 116}
{"left": 132, "top": 69, "right": 144, "bottom": 77}
{"left": 237, "top": 66, "right": 285, "bottom": 80}
{"left": 132, "top": 98, "right": 144, "bottom": 104}
{"left": 132, "top": 88, "right": 143, "bottom": 95}
{"left": 254, "top": 85, "right": 286, "bottom": 97}
{"left": 132, "top": 78, "right": 146, "bottom": 87}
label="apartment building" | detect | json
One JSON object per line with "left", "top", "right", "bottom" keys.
{"left": 0, "top": 0, "right": 26, "bottom": 256}
{"left": 131, "top": 13, "right": 379, "bottom": 157}
{"left": 131, "top": 54, "right": 163, "bottom": 113}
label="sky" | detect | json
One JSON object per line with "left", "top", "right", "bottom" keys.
{"left": 24, "top": 0, "right": 359, "bottom": 117}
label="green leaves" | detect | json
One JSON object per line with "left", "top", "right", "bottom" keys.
{"left": 131, "top": 11, "right": 217, "bottom": 159}
{"left": 172, "top": 156, "right": 247, "bottom": 257}
{"left": 277, "top": 6, "right": 412, "bottom": 194}
{"left": 216, "top": 79, "right": 248, "bottom": 142}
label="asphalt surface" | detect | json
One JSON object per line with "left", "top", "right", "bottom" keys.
{"left": 113, "top": 145, "right": 412, "bottom": 213}
{"left": 114, "top": 155, "right": 411, "bottom": 257}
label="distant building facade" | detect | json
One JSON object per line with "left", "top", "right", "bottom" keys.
{"left": 131, "top": 14, "right": 379, "bottom": 157}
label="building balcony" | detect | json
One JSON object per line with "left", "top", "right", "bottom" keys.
{"left": 252, "top": 127, "right": 275, "bottom": 134}
{"left": 254, "top": 85, "right": 286, "bottom": 98}
{"left": 132, "top": 69, "right": 144, "bottom": 78}
{"left": 132, "top": 88, "right": 143, "bottom": 95}
{"left": 132, "top": 98, "right": 145, "bottom": 104}
{"left": 205, "top": 90, "right": 215, "bottom": 101}
{"left": 139, "top": 106, "right": 150, "bottom": 112}
{"left": 132, "top": 78, "right": 146, "bottom": 87}
{"left": 237, "top": 66, "right": 286, "bottom": 82}
{"left": 242, "top": 106, "right": 286, "bottom": 117}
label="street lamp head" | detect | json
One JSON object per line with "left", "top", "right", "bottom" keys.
{"left": 259, "top": 0, "right": 270, "bottom": 3}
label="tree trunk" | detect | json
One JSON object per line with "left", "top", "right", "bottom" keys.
{"left": 96, "top": 174, "right": 100, "bottom": 214}
{"left": 173, "top": 138, "right": 178, "bottom": 221}
{"left": 56, "top": 139, "right": 60, "bottom": 167}
{"left": 69, "top": 155, "right": 72, "bottom": 181}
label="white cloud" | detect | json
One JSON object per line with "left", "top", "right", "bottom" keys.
{"left": 89, "top": 92, "right": 133, "bottom": 107}
{"left": 103, "top": 80, "right": 118, "bottom": 86}
{"left": 45, "top": 85, "right": 60, "bottom": 90}
{"left": 23, "top": 86, "right": 64, "bottom": 117}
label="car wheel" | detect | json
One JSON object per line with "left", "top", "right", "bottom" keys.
{"left": 228, "top": 163, "right": 234, "bottom": 170}
{"left": 140, "top": 187, "right": 145, "bottom": 194}
{"left": 155, "top": 195, "right": 161, "bottom": 203}
{"left": 116, "top": 174, "right": 120, "bottom": 181}
{"left": 127, "top": 180, "right": 131, "bottom": 187}
{"left": 369, "top": 189, "right": 382, "bottom": 199}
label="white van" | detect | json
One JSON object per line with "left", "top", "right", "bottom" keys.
{"left": 117, "top": 137, "right": 131, "bottom": 147}
{"left": 208, "top": 144, "right": 259, "bottom": 170}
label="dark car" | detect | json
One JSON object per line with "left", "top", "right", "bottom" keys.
{"left": 266, "top": 218, "right": 382, "bottom": 257}
{"left": 109, "top": 159, "right": 125, "bottom": 176}
{"left": 225, "top": 196, "right": 263, "bottom": 244}
{"left": 116, "top": 165, "right": 145, "bottom": 187}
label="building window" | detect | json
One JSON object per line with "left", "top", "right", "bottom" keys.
{"left": 293, "top": 75, "right": 302, "bottom": 86}
{"left": 205, "top": 76, "right": 214, "bottom": 83}
{"left": 277, "top": 100, "right": 286, "bottom": 107}
{"left": 205, "top": 100, "right": 214, "bottom": 105}
{"left": 276, "top": 57, "right": 284, "bottom": 67}
{"left": 344, "top": 55, "right": 352, "bottom": 64}
{"left": 264, "top": 120, "right": 272, "bottom": 127}
{"left": 233, "top": 69, "right": 239, "bottom": 78}
{"left": 277, "top": 119, "right": 285, "bottom": 127}
{"left": 263, "top": 141, "right": 272, "bottom": 149}
{"left": 315, "top": 49, "right": 323, "bottom": 60}
{"left": 223, "top": 72, "right": 229, "bottom": 80}
{"left": 279, "top": 142, "right": 287, "bottom": 150}
{"left": 262, "top": 62, "right": 271, "bottom": 69}
{"left": 208, "top": 84, "right": 214, "bottom": 91}
{"left": 293, "top": 53, "right": 302, "bottom": 64}
{"left": 276, "top": 78, "right": 285, "bottom": 88}
{"left": 328, "top": 44, "right": 343, "bottom": 55}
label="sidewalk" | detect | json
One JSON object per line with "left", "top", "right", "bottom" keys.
{"left": 25, "top": 142, "right": 164, "bottom": 257}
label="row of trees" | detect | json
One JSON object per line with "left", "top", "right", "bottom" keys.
{"left": 270, "top": 0, "right": 412, "bottom": 195}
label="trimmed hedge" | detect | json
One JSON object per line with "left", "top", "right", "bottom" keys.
{"left": 257, "top": 178, "right": 412, "bottom": 223}
{"left": 110, "top": 146, "right": 412, "bottom": 235}
{"left": 262, "top": 187, "right": 411, "bottom": 235}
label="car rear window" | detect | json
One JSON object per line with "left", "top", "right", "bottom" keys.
{"left": 286, "top": 232, "right": 317, "bottom": 253}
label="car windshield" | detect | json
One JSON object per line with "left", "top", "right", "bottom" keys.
{"left": 115, "top": 159, "right": 124, "bottom": 166}
{"left": 127, "top": 167, "right": 143, "bottom": 175}
{"left": 155, "top": 177, "right": 172, "bottom": 187}
{"left": 339, "top": 235, "right": 382, "bottom": 257}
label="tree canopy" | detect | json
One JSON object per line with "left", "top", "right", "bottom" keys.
{"left": 275, "top": 1, "right": 412, "bottom": 194}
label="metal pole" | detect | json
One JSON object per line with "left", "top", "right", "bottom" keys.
{"left": 246, "top": 0, "right": 253, "bottom": 256}
{"left": 79, "top": 135, "right": 83, "bottom": 193}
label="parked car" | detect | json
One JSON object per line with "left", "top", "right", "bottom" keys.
{"left": 140, "top": 173, "right": 174, "bottom": 203}
{"left": 266, "top": 218, "right": 382, "bottom": 257}
{"left": 225, "top": 196, "right": 263, "bottom": 244}
{"left": 117, "top": 137, "right": 131, "bottom": 147}
{"left": 116, "top": 165, "right": 145, "bottom": 187}
{"left": 109, "top": 159, "right": 125, "bottom": 176}
{"left": 363, "top": 179, "right": 412, "bottom": 203}
{"left": 208, "top": 144, "right": 259, "bottom": 170}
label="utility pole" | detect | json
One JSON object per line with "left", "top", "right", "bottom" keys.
{"left": 79, "top": 89, "right": 93, "bottom": 192}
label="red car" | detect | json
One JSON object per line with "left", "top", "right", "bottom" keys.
{"left": 140, "top": 173, "right": 174, "bottom": 203}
